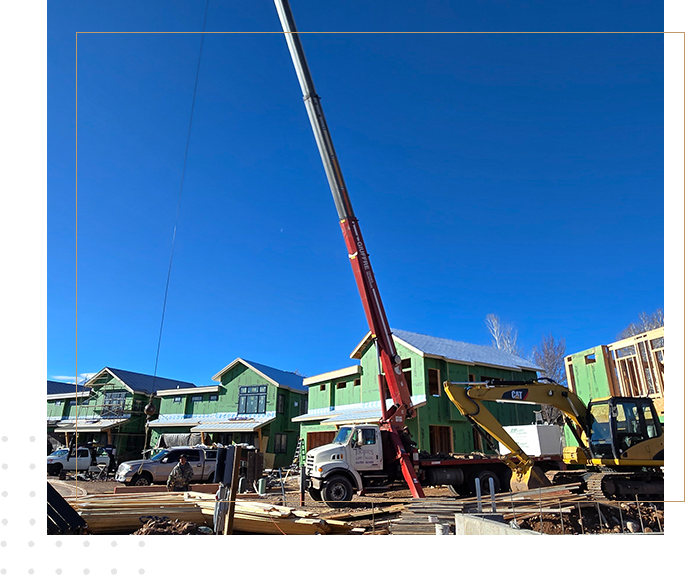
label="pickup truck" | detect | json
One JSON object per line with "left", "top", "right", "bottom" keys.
{"left": 115, "top": 447, "right": 217, "bottom": 486}
{"left": 47, "top": 447, "right": 109, "bottom": 476}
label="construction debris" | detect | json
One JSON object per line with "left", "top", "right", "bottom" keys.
{"left": 66, "top": 491, "right": 359, "bottom": 535}
{"left": 385, "top": 484, "right": 664, "bottom": 535}
{"left": 133, "top": 519, "right": 212, "bottom": 535}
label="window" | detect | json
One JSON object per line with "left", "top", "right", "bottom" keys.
{"left": 468, "top": 374, "right": 476, "bottom": 382}
{"left": 238, "top": 386, "right": 267, "bottom": 414}
{"left": 55, "top": 400, "right": 63, "bottom": 406}
{"left": 353, "top": 378, "right": 361, "bottom": 387}
{"left": 69, "top": 400, "right": 77, "bottom": 406}
{"left": 166, "top": 450, "right": 201, "bottom": 463}
{"left": 428, "top": 369, "right": 440, "bottom": 396}
{"left": 320, "top": 384, "right": 326, "bottom": 392}
{"left": 209, "top": 394, "right": 218, "bottom": 402}
{"left": 173, "top": 397, "right": 182, "bottom": 403}
{"left": 191, "top": 395, "right": 203, "bottom": 403}
{"left": 585, "top": 354, "right": 596, "bottom": 364}
{"left": 360, "top": 428, "right": 376, "bottom": 445}
{"left": 103, "top": 391, "right": 127, "bottom": 417}
{"left": 401, "top": 359, "right": 412, "bottom": 394}
{"left": 301, "top": 397, "right": 308, "bottom": 415}
{"left": 277, "top": 393, "right": 285, "bottom": 414}
{"left": 274, "top": 433, "right": 288, "bottom": 454}
{"left": 336, "top": 381, "right": 347, "bottom": 389}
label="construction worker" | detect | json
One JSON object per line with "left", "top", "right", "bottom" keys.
{"left": 166, "top": 454, "right": 194, "bottom": 492}
{"left": 399, "top": 426, "right": 417, "bottom": 452}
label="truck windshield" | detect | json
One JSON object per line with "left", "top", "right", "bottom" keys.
{"left": 332, "top": 427, "right": 353, "bottom": 444}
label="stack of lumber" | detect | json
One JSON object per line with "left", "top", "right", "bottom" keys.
{"left": 66, "top": 492, "right": 208, "bottom": 534}
{"left": 66, "top": 492, "right": 359, "bottom": 535}
{"left": 389, "top": 484, "right": 587, "bottom": 535}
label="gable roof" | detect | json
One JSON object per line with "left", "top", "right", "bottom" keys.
{"left": 351, "top": 329, "right": 541, "bottom": 373}
{"left": 212, "top": 358, "right": 307, "bottom": 394}
{"left": 86, "top": 367, "right": 196, "bottom": 395}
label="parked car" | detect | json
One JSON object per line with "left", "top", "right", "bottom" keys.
{"left": 47, "top": 447, "right": 109, "bottom": 476}
{"left": 115, "top": 446, "right": 217, "bottom": 486}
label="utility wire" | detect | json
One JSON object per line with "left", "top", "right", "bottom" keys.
{"left": 150, "top": 0, "right": 210, "bottom": 398}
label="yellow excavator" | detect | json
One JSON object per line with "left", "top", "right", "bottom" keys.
{"left": 444, "top": 379, "right": 664, "bottom": 500}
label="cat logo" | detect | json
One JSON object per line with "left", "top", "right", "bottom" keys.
{"left": 503, "top": 389, "right": 529, "bottom": 401}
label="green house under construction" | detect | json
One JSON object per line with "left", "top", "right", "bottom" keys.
{"left": 293, "top": 329, "right": 542, "bottom": 462}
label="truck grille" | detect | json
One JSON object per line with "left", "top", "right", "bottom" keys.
{"left": 305, "top": 453, "right": 315, "bottom": 475}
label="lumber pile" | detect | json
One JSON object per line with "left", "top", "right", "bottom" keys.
{"left": 66, "top": 492, "right": 359, "bottom": 535}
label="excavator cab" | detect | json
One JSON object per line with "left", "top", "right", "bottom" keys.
{"left": 587, "top": 397, "right": 663, "bottom": 464}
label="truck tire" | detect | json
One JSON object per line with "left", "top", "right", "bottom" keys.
{"left": 48, "top": 463, "right": 62, "bottom": 477}
{"left": 206, "top": 472, "right": 215, "bottom": 483}
{"left": 131, "top": 473, "right": 152, "bottom": 486}
{"left": 322, "top": 475, "right": 354, "bottom": 508}
{"left": 309, "top": 487, "right": 322, "bottom": 502}
{"left": 475, "top": 470, "right": 501, "bottom": 495}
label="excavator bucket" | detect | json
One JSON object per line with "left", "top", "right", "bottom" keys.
{"left": 510, "top": 465, "right": 552, "bottom": 492}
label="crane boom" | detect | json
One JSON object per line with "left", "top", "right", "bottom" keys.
{"left": 274, "top": 0, "right": 423, "bottom": 498}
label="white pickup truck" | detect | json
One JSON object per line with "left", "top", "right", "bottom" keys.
{"left": 47, "top": 447, "right": 109, "bottom": 476}
{"left": 115, "top": 447, "right": 218, "bottom": 486}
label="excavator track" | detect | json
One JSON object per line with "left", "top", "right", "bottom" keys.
{"left": 547, "top": 469, "right": 664, "bottom": 501}
{"left": 585, "top": 472, "right": 611, "bottom": 502}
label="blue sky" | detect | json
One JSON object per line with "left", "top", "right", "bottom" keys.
{"left": 47, "top": 1, "right": 666, "bottom": 386}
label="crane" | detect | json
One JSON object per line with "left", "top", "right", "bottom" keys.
{"left": 273, "top": 0, "right": 424, "bottom": 499}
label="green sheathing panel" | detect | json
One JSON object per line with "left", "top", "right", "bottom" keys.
{"left": 567, "top": 346, "right": 612, "bottom": 404}
{"left": 563, "top": 346, "right": 613, "bottom": 449}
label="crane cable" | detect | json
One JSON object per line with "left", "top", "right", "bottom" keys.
{"left": 147, "top": 0, "right": 210, "bottom": 423}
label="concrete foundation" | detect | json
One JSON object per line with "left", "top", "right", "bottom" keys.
{"left": 455, "top": 514, "right": 541, "bottom": 535}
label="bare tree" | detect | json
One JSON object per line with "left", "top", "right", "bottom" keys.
{"left": 485, "top": 313, "right": 524, "bottom": 357}
{"left": 531, "top": 334, "right": 567, "bottom": 424}
{"left": 617, "top": 309, "right": 664, "bottom": 340}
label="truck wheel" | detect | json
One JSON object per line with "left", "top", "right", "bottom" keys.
{"left": 48, "top": 463, "right": 62, "bottom": 477}
{"left": 131, "top": 473, "right": 151, "bottom": 486}
{"left": 322, "top": 475, "right": 354, "bottom": 508}
{"left": 475, "top": 470, "right": 501, "bottom": 495}
{"left": 206, "top": 472, "right": 215, "bottom": 483}
{"left": 309, "top": 487, "right": 322, "bottom": 502}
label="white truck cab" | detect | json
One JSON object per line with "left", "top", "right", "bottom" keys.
{"left": 305, "top": 424, "right": 390, "bottom": 506}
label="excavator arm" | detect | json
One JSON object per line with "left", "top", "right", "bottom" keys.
{"left": 443, "top": 379, "right": 592, "bottom": 491}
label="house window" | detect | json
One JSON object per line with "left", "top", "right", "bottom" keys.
{"left": 320, "top": 384, "right": 326, "bottom": 392}
{"left": 428, "top": 369, "right": 440, "bottom": 396}
{"left": 55, "top": 400, "right": 63, "bottom": 406}
{"left": 468, "top": 374, "right": 476, "bottom": 382}
{"left": 301, "top": 397, "right": 308, "bottom": 415}
{"left": 209, "top": 394, "right": 218, "bottom": 402}
{"left": 277, "top": 393, "right": 285, "bottom": 414}
{"left": 173, "top": 397, "right": 182, "bottom": 403}
{"left": 103, "top": 391, "right": 127, "bottom": 417}
{"left": 238, "top": 386, "right": 267, "bottom": 414}
{"left": 353, "top": 378, "right": 361, "bottom": 387}
{"left": 274, "top": 433, "right": 288, "bottom": 454}
{"left": 191, "top": 395, "right": 203, "bottom": 403}
{"left": 336, "top": 381, "right": 346, "bottom": 389}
